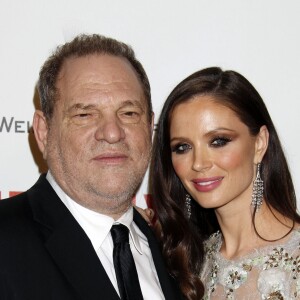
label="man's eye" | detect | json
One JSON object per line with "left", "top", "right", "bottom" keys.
{"left": 70, "top": 112, "right": 96, "bottom": 125}
{"left": 75, "top": 113, "right": 90, "bottom": 118}
{"left": 119, "top": 110, "right": 141, "bottom": 123}
{"left": 124, "top": 111, "right": 138, "bottom": 117}
{"left": 210, "top": 137, "right": 232, "bottom": 148}
{"left": 171, "top": 143, "right": 191, "bottom": 154}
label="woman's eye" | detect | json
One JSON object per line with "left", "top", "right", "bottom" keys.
{"left": 171, "top": 143, "right": 191, "bottom": 154}
{"left": 211, "top": 137, "right": 231, "bottom": 148}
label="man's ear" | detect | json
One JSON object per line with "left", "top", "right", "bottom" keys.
{"left": 254, "top": 125, "right": 269, "bottom": 163}
{"left": 33, "top": 110, "right": 49, "bottom": 160}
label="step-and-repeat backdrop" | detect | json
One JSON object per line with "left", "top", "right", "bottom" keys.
{"left": 1, "top": 0, "right": 299, "bottom": 207}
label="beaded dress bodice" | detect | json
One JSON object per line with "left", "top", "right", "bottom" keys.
{"left": 200, "top": 230, "right": 300, "bottom": 299}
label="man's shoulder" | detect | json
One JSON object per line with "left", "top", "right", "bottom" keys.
{"left": 0, "top": 191, "right": 32, "bottom": 230}
{"left": 0, "top": 174, "right": 51, "bottom": 214}
{"left": 0, "top": 174, "right": 53, "bottom": 222}
{"left": 0, "top": 191, "right": 29, "bottom": 216}
{"left": 0, "top": 176, "right": 47, "bottom": 228}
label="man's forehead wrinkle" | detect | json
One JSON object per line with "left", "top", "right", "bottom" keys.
{"left": 58, "top": 65, "right": 130, "bottom": 85}
{"left": 65, "top": 96, "right": 142, "bottom": 112}
{"left": 70, "top": 79, "right": 136, "bottom": 92}
{"left": 68, "top": 103, "right": 98, "bottom": 111}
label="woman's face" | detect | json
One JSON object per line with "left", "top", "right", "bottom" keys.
{"left": 169, "top": 95, "right": 267, "bottom": 210}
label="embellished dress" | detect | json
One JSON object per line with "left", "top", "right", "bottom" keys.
{"left": 200, "top": 230, "right": 300, "bottom": 299}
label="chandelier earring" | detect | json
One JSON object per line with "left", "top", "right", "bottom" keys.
{"left": 185, "top": 194, "right": 192, "bottom": 219}
{"left": 251, "top": 162, "right": 264, "bottom": 210}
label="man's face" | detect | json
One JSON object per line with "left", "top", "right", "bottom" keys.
{"left": 35, "top": 54, "right": 153, "bottom": 218}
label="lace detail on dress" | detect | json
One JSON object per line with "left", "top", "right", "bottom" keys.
{"left": 200, "top": 230, "right": 300, "bottom": 299}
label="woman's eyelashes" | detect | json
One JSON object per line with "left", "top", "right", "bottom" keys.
{"left": 171, "top": 143, "right": 192, "bottom": 154}
{"left": 171, "top": 136, "right": 232, "bottom": 154}
{"left": 210, "top": 136, "right": 232, "bottom": 148}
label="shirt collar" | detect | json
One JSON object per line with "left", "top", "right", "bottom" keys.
{"left": 114, "top": 209, "right": 143, "bottom": 255}
{"left": 46, "top": 171, "right": 143, "bottom": 255}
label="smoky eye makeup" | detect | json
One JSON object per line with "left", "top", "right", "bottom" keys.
{"left": 171, "top": 143, "right": 192, "bottom": 154}
{"left": 210, "top": 135, "right": 233, "bottom": 148}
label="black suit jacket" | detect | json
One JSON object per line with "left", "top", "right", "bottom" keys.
{"left": 0, "top": 175, "right": 182, "bottom": 300}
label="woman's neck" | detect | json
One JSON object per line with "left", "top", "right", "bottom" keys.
{"left": 215, "top": 201, "right": 295, "bottom": 260}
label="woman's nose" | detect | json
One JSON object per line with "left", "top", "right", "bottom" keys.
{"left": 192, "top": 147, "right": 212, "bottom": 172}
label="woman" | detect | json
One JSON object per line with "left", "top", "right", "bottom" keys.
{"left": 150, "top": 67, "right": 300, "bottom": 299}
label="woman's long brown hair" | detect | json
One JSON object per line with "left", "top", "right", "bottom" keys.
{"left": 150, "top": 67, "right": 299, "bottom": 299}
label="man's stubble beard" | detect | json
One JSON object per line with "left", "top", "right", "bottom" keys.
{"left": 47, "top": 134, "right": 151, "bottom": 214}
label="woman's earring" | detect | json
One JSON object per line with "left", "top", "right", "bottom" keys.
{"left": 251, "top": 162, "right": 264, "bottom": 210}
{"left": 185, "top": 194, "right": 192, "bottom": 219}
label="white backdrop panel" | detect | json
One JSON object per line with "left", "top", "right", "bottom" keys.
{"left": 0, "top": 0, "right": 299, "bottom": 207}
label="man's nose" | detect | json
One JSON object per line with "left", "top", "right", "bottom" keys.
{"left": 94, "top": 115, "right": 126, "bottom": 144}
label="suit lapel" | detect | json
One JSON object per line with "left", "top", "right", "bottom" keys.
{"left": 28, "top": 175, "right": 120, "bottom": 300}
{"left": 133, "top": 208, "right": 182, "bottom": 300}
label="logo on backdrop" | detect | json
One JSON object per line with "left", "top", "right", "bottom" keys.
{"left": 0, "top": 116, "right": 32, "bottom": 133}
{"left": 0, "top": 191, "right": 22, "bottom": 200}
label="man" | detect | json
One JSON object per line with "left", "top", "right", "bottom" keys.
{"left": 0, "top": 34, "right": 181, "bottom": 299}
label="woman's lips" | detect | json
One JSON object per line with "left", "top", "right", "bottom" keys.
{"left": 192, "top": 177, "right": 223, "bottom": 192}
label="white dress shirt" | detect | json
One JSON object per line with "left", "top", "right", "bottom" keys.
{"left": 46, "top": 172, "right": 165, "bottom": 299}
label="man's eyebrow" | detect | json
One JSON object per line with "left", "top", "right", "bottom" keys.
{"left": 66, "top": 100, "right": 145, "bottom": 113}
{"left": 120, "top": 100, "right": 145, "bottom": 111}
{"left": 67, "top": 103, "right": 98, "bottom": 112}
